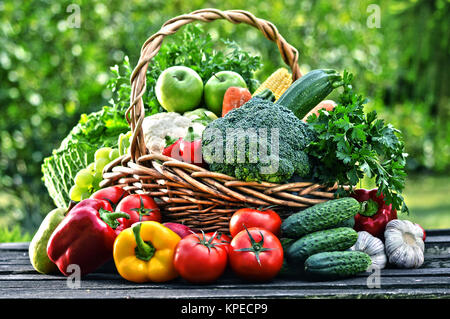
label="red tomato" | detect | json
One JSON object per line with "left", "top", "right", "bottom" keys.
{"left": 229, "top": 208, "right": 282, "bottom": 237}
{"left": 173, "top": 232, "right": 228, "bottom": 283}
{"left": 205, "top": 231, "right": 231, "bottom": 253}
{"left": 229, "top": 227, "right": 283, "bottom": 281}
{"left": 115, "top": 194, "right": 161, "bottom": 228}
{"left": 90, "top": 186, "right": 129, "bottom": 209}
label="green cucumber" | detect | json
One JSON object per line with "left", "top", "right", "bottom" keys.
{"left": 253, "top": 88, "right": 276, "bottom": 102}
{"left": 278, "top": 238, "right": 303, "bottom": 277}
{"left": 286, "top": 227, "right": 358, "bottom": 265}
{"left": 276, "top": 69, "right": 343, "bottom": 120}
{"left": 281, "top": 197, "right": 360, "bottom": 238}
{"left": 304, "top": 251, "right": 372, "bottom": 279}
{"left": 336, "top": 217, "right": 355, "bottom": 228}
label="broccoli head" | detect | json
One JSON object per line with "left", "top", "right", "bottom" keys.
{"left": 201, "top": 97, "right": 316, "bottom": 183}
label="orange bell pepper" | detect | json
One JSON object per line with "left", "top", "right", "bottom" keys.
{"left": 113, "top": 221, "right": 181, "bottom": 283}
{"left": 222, "top": 86, "right": 252, "bottom": 117}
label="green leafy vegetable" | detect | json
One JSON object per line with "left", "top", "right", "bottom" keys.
{"left": 41, "top": 106, "right": 129, "bottom": 208}
{"left": 307, "top": 71, "right": 409, "bottom": 213}
{"left": 202, "top": 96, "right": 315, "bottom": 183}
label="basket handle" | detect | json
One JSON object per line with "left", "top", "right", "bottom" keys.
{"left": 127, "top": 8, "right": 302, "bottom": 162}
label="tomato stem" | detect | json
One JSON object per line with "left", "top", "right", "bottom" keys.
{"left": 233, "top": 225, "right": 276, "bottom": 266}
{"left": 193, "top": 231, "right": 227, "bottom": 253}
{"left": 130, "top": 196, "right": 158, "bottom": 222}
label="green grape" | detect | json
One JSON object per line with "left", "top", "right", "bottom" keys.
{"left": 80, "top": 190, "right": 92, "bottom": 200}
{"left": 91, "top": 180, "right": 100, "bottom": 192}
{"left": 86, "top": 162, "right": 96, "bottom": 174}
{"left": 93, "top": 169, "right": 103, "bottom": 181}
{"left": 74, "top": 168, "right": 94, "bottom": 188}
{"left": 95, "top": 157, "right": 110, "bottom": 173}
{"left": 92, "top": 170, "right": 103, "bottom": 190}
{"left": 109, "top": 148, "right": 120, "bottom": 161}
{"left": 69, "top": 185, "right": 86, "bottom": 202}
{"left": 94, "top": 147, "right": 113, "bottom": 162}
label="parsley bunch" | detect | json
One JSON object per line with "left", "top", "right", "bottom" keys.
{"left": 306, "top": 71, "right": 409, "bottom": 213}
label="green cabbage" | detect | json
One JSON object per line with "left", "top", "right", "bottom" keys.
{"left": 41, "top": 106, "right": 129, "bottom": 208}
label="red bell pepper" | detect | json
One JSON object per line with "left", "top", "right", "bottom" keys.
{"left": 47, "top": 198, "right": 130, "bottom": 276}
{"left": 351, "top": 188, "right": 397, "bottom": 239}
{"left": 162, "top": 135, "right": 183, "bottom": 161}
{"left": 162, "top": 127, "right": 204, "bottom": 167}
{"left": 179, "top": 127, "right": 204, "bottom": 167}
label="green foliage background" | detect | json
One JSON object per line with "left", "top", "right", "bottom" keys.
{"left": 0, "top": 0, "right": 449, "bottom": 238}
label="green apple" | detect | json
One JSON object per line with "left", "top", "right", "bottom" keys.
{"left": 204, "top": 71, "right": 247, "bottom": 116}
{"left": 155, "top": 66, "right": 204, "bottom": 113}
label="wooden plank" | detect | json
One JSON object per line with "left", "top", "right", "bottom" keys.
{"left": 363, "top": 267, "right": 450, "bottom": 277}
{"left": 1, "top": 234, "right": 448, "bottom": 253}
{"left": 0, "top": 251, "right": 29, "bottom": 259}
{"left": 0, "top": 260, "right": 117, "bottom": 275}
{"left": 3, "top": 254, "right": 447, "bottom": 275}
{"left": 0, "top": 242, "right": 29, "bottom": 251}
{"left": 423, "top": 259, "right": 450, "bottom": 269}
{"left": 0, "top": 258, "right": 32, "bottom": 265}
{"left": 424, "top": 229, "right": 450, "bottom": 236}
{"left": 0, "top": 229, "right": 449, "bottom": 299}
{"left": 0, "top": 229, "right": 449, "bottom": 251}
{"left": 425, "top": 237, "right": 450, "bottom": 246}
{"left": 1, "top": 286, "right": 449, "bottom": 299}
{"left": 2, "top": 262, "right": 450, "bottom": 281}
{"left": 1, "top": 272, "right": 449, "bottom": 290}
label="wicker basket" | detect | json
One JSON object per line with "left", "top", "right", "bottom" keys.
{"left": 100, "top": 8, "right": 340, "bottom": 234}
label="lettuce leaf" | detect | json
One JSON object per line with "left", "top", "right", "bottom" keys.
{"left": 41, "top": 106, "right": 129, "bottom": 208}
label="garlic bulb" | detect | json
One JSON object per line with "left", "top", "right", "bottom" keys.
{"left": 384, "top": 219, "right": 425, "bottom": 269}
{"left": 350, "top": 231, "right": 387, "bottom": 269}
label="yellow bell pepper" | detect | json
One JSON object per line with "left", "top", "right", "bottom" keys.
{"left": 113, "top": 221, "right": 181, "bottom": 283}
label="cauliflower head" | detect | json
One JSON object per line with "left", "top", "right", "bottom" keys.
{"left": 142, "top": 112, "right": 206, "bottom": 153}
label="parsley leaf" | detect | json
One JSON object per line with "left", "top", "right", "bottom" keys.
{"left": 307, "top": 71, "right": 409, "bottom": 213}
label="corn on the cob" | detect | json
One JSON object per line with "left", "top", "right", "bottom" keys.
{"left": 252, "top": 68, "right": 292, "bottom": 101}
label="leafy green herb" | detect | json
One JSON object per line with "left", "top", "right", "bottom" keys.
{"left": 307, "top": 71, "right": 409, "bottom": 213}
{"left": 107, "top": 24, "right": 262, "bottom": 114}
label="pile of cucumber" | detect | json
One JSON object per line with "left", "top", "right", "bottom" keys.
{"left": 280, "top": 197, "right": 372, "bottom": 280}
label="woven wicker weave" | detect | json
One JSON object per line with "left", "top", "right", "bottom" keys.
{"left": 101, "top": 9, "right": 339, "bottom": 234}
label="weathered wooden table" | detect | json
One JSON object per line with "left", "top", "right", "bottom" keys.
{"left": 1, "top": 229, "right": 449, "bottom": 300}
